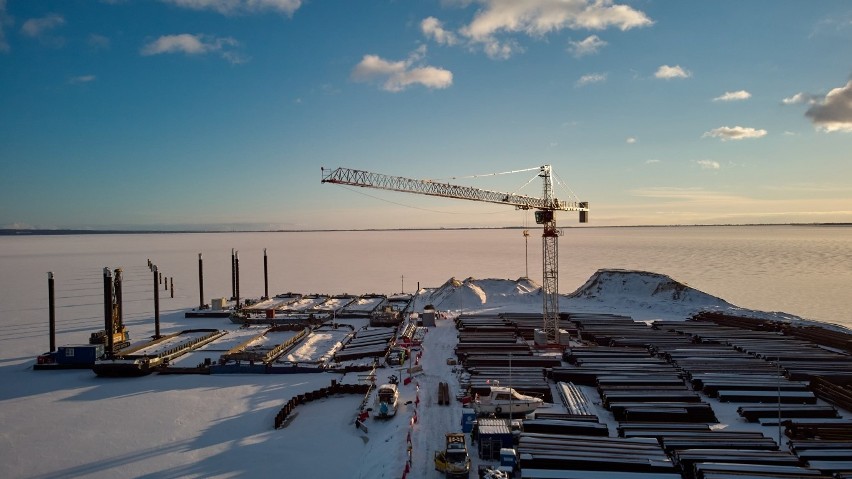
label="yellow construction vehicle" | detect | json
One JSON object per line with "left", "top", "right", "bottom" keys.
{"left": 434, "top": 432, "right": 471, "bottom": 478}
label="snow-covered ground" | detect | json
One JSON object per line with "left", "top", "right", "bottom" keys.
{"left": 1, "top": 269, "right": 849, "bottom": 479}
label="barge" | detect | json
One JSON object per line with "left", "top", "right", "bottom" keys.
{"left": 92, "top": 329, "right": 225, "bottom": 377}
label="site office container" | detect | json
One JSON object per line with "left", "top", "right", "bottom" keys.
{"left": 56, "top": 344, "right": 104, "bottom": 365}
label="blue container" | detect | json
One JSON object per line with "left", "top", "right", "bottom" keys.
{"left": 461, "top": 408, "right": 476, "bottom": 433}
{"left": 56, "top": 344, "right": 104, "bottom": 365}
{"left": 500, "top": 448, "right": 517, "bottom": 468}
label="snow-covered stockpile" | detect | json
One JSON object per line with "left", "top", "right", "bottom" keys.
{"left": 417, "top": 276, "right": 541, "bottom": 312}
{"left": 412, "top": 269, "right": 811, "bottom": 324}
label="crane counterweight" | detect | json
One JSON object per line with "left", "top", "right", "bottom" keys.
{"left": 321, "top": 165, "right": 589, "bottom": 345}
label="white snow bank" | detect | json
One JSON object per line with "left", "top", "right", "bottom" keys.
{"left": 411, "top": 269, "right": 834, "bottom": 327}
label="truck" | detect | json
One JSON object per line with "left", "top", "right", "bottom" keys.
{"left": 434, "top": 432, "right": 471, "bottom": 478}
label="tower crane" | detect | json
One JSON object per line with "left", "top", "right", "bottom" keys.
{"left": 320, "top": 165, "right": 588, "bottom": 345}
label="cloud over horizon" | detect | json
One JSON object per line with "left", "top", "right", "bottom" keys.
{"left": 702, "top": 126, "right": 767, "bottom": 141}
{"left": 351, "top": 46, "right": 453, "bottom": 92}
{"left": 421, "top": 17, "right": 459, "bottom": 46}
{"left": 568, "top": 34, "right": 607, "bottom": 57}
{"left": 655, "top": 64, "right": 691, "bottom": 79}
{"left": 804, "top": 80, "right": 852, "bottom": 133}
{"left": 426, "top": 0, "right": 651, "bottom": 59}
{"left": 713, "top": 90, "right": 751, "bottom": 102}
{"left": 140, "top": 33, "right": 246, "bottom": 63}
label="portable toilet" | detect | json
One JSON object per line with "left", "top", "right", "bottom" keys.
{"left": 422, "top": 305, "right": 436, "bottom": 327}
{"left": 461, "top": 407, "right": 476, "bottom": 433}
{"left": 500, "top": 448, "right": 517, "bottom": 469}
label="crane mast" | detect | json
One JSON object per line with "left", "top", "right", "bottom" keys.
{"left": 321, "top": 165, "right": 588, "bottom": 345}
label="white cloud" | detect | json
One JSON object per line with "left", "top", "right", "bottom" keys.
{"left": 805, "top": 80, "right": 852, "bottom": 133}
{"left": 161, "top": 0, "right": 301, "bottom": 16}
{"left": 421, "top": 17, "right": 458, "bottom": 46}
{"left": 702, "top": 126, "right": 767, "bottom": 141}
{"left": 351, "top": 47, "right": 453, "bottom": 93}
{"left": 568, "top": 34, "right": 607, "bottom": 57}
{"left": 713, "top": 90, "right": 751, "bottom": 102}
{"left": 459, "top": 0, "right": 651, "bottom": 58}
{"left": 654, "top": 64, "right": 691, "bottom": 80}
{"left": 575, "top": 72, "right": 606, "bottom": 87}
{"left": 140, "top": 34, "right": 245, "bottom": 63}
{"left": 482, "top": 38, "right": 520, "bottom": 60}
{"left": 645, "top": 159, "right": 660, "bottom": 165}
{"left": 626, "top": 137, "right": 637, "bottom": 144}
{"left": 69, "top": 75, "right": 96, "bottom": 84}
{"left": 782, "top": 92, "right": 815, "bottom": 105}
{"left": 21, "top": 13, "right": 65, "bottom": 38}
{"left": 696, "top": 159, "right": 720, "bottom": 170}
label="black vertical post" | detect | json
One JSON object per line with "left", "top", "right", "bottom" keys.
{"left": 114, "top": 268, "right": 123, "bottom": 328}
{"left": 235, "top": 251, "right": 241, "bottom": 308}
{"left": 198, "top": 253, "right": 204, "bottom": 309}
{"left": 231, "top": 248, "right": 236, "bottom": 300}
{"left": 153, "top": 265, "right": 161, "bottom": 339}
{"left": 48, "top": 272, "right": 56, "bottom": 352}
{"left": 170, "top": 277, "right": 174, "bottom": 298}
{"left": 103, "top": 268, "right": 114, "bottom": 357}
{"left": 263, "top": 248, "right": 269, "bottom": 300}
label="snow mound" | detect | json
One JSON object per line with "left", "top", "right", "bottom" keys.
{"left": 418, "top": 276, "right": 541, "bottom": 310}
{"left": 410, "top": 270, "right": 812, "bottom": 325}
{"left": 567, "top": 269, "right": 732, "bottom": 306}
{"left": 563, "top": 269, "right": 809, "bottom": 322}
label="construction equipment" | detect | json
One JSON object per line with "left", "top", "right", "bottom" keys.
{"left": 321, "top": 165, "right": 588, "bottom": 344}
{"left": 89, "top": 268, "right": 130, "bottom": 354}
{"left": 434, "top": 432, "right": 471, "bottom": 478}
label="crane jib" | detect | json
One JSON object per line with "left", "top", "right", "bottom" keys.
{"left": 321, "top": 167, "right": 585, "bottom": 212}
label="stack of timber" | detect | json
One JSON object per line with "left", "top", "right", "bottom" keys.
{"left": 437, "top": 381, "right": 451, "bottom": 405}
{"left": 333, "top": 328, "right": 396, "bottom": 362}
{"left": 690, "top": 462, "right": 831, "bottom": 479}
{"left": 617, "top": 422, "right": 711, "bottom": 439}
{"left": 504, "top": 312, "right": 579, "bottom": 341}
{"left": 811, "top": 376, "right": 852, "bottom": 412}
{"left": 567, "top": 313, "right": 647, "bottom": 345}
{"left": 516, "top": 433, "right": 678, "bottom": 476}
{"left": 791, "top": 440, "right": 852, "bottom": 477}
{"left": 521, "top": 418, "right": 609, "bottom": 437}
{"left": 693, "top": 311, "right": 852, "bottom": 356}
{"left": 783, "top": 419, "right": 852, "bottom": 440}
{"left": 737, "top": 404, "right": 840, "bottom": 422}
{"left": 556, "top": 382, "right": 597, "bottom": 419}
{"left": 456, "top": 318, "right": 554, "bottom": 402}
{"left": 551, "top": 321, "right": 718, "bottom": 423}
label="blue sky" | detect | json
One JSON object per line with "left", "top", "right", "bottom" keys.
{"left": 1, "top": 0, "right": 850, "bottom": 230}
